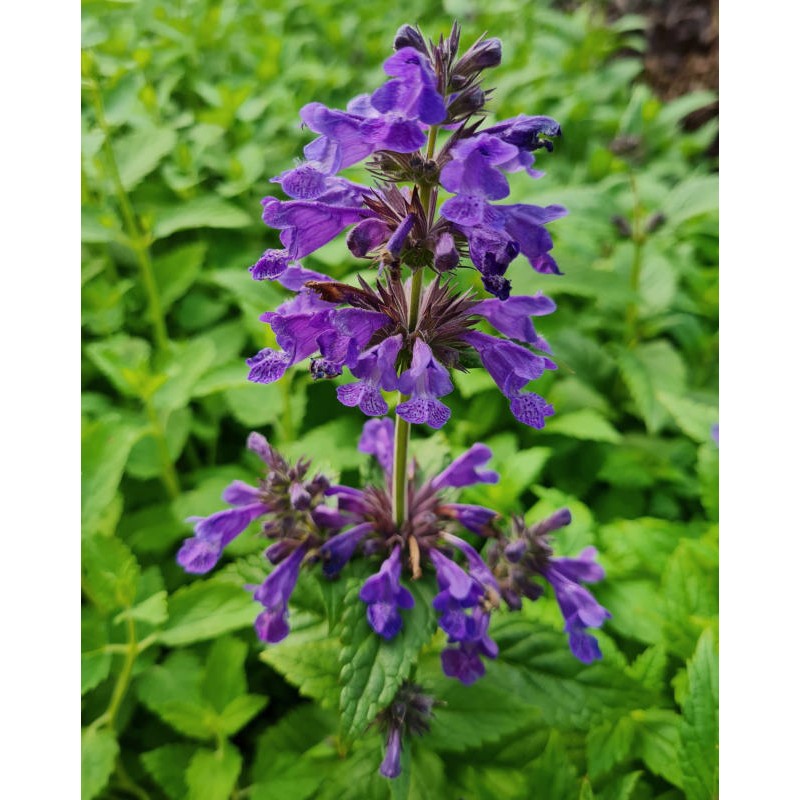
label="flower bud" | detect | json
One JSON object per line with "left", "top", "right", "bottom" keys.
{"left": 394, "top": 24, "right": 427, "bottom": 53}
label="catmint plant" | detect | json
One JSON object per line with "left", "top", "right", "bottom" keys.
{"left": 177, "top": 22, "right": 609, "bottom": 779}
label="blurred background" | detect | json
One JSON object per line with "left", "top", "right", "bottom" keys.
{"left": 81, "top": 1, "right": 718, "bottom": 798}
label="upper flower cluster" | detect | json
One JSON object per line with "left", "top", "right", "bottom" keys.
{"left": 245, "top": 23, "right": 566, "bottom": 432}
{"left": 176, "top": 420, "right": 609, "bottom": 681}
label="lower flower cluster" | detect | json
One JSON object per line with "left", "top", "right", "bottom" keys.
{"left": 177, "top": 419, "right": 610, "bottom": 684}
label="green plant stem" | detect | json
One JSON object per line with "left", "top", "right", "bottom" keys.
{"left": 88, "top": 76, "right": 170, "bottom": 354}
{"left": 144, "top": 398, "right": 181, "bottom": 499}
{"left": 625, "top": 171, "right": 645, "bottom": 347}
{"left": 104, "top": 615, "right": 138, "bottom": 731}
{"left": 392, "top": 125, "right": 438, "bottom": 526}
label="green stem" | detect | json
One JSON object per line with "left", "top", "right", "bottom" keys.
{"left": 88, "top": 75, "right": 170, "bottom": 353}
{"left": 391, "top": 125, "right": 438, "bottom": 526}
{"left": 104, "top": 616, "right": 138, "bottom": 731}
{"left": 625, "top": 171, "right": 645, "bottom": 347}
{"left": 145, "top": 398, "right": 181, "bottom": 499}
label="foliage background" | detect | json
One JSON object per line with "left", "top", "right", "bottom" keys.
{"left": 81, "top": 1, "right": 719, "bottom": 798}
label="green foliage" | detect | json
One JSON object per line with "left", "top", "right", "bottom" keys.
{"left": 82, "top": 1, "right": 718, "bottom": 797}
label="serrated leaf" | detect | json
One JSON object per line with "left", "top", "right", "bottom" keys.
{"left": 82, "top": 607, "right": 111, "bottom": 694}
{"left": 260, "top": 616, "right": 341, "bottom": 709}
{"left": 224, "top": 382, "right": 284, "bottom": 427}
{"left": 680, "top": 628, "right": 719, "bottom": 800}
{"left": 152, "top": 338, "right": 218, "bottom": 415}
{"left": 661, "top": 535, "right": 718, "bottom": 658}
{"left": 586, "top": 715, "right": 635, "bottom": 779}
{"left": 545, "top": 409, "right": 621, "bottom": 443}
{"left": 632, "top": 709, "right": 684, "bottom": 789}
{"left": 116, "top": 126, "right": 178, "bottom": 190}
{"left": 598, "top": 771, "right": 642, "bottom": 800}
{"left": 656, "top": 391, "right": 718, "bottom": 443}
{"left": 152, "top": 197, "right": 251, "bottom": 239}
{"left": 408, "top": 746, "right": 446, "bottom": 800}
{"left": 137, "top": 651, "right": 217, "bottom": 739}
{"left": 82, "top": 416, "right": 147, "bottom": 532}
{"left": 160, "top": 579, "right": 260, "bottom": 646}
{"left": 339, "top": 578, "right": 437, "bottom": 741}
{"left": 218, "top": 694, "right": 269, "bottom": 736}
{"left": 141, "top": 744, "right": 194, "bottom": 800}
{"left": 201, "top": 637, "right": 248, "bottom": 711}
{"left": 186, "top": 743, "right": 243, "bottom": 800}
{"left": 421, "top": 662, "right": 540, "bottom": 753}
{"left": 490, "top": 617, "right": 657, "bottom": 730}
{"left": 81, "top": 728, "right": 119, "bottom": 800}
{"left": 115, "top": 590, "right": 168, "bottom": 626}
{"left": 526, "top": 732, "right": 579, "bottom": 800}
{"left": 126, "top": 407, "right": 191, "bottom": 480}
{"left": 626, "top": 644, "right": 668, "bottom": 692}
{"left": 617, "top": 341, "right": 686, "bottom": 433}
{"left": 82, "top": 536, "right": 141, "bottom": 612}
{"left": 84, "top": 336, "right": 152, "bottom": 398}
{"left": 152, "top": 242, "right": 208, "bottom": 310}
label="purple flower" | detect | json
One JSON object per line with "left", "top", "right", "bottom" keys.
{"left": 543, "top": 547, "right": 610, "bottom": 664}
{"left": 337, "top": 334, "right": 403, "bottom": 416}
{"left": 483, "top": 114, "right": 562, "bottom": 153}
{"left": 177, "top": 481, "right": 268, "bottom": 574}
{"left": 473, "top": 293, "right": 556, "bottom": 348}
{"left": 396, "top": 339, "right": 454, "bottom": 429}
{"left": 371, "top": 47, "right": 446, "bottom": 125}
{"left": 440, "top": 134, "right": 519, "bottom": 204}
{"left": 319, "top": 522, "right": 372, "bottom": 577}
{"left": 711, "top": 423, "right": 719, "bottom": 446}
{"left": 438, "top": 503, "right": 499, "bottom": 535}
{"left": 358, "top": 418, "right": 395, "bottom": 475}
{"left": 380, "top": 727, "right": 402, "bottom": 779}
{"left": 464, "top": 330, "right": 555, "bottom": 429}
{"left": 443, "top": 534, "right": 499, "bottom": 592}
{"left": 347, "top": 218, "right": 392, "bottom": 257}
{"left": 440, "top": 609, "right": 498, "bottom": 685}
{"left": 431, "top": 443, "right": 500, "bottom": 490}
{"left": 359, "top": 546, "right": 415, "bottom": 639}
{"left": 253, "top": 544, "right": 307, "bottom": 643}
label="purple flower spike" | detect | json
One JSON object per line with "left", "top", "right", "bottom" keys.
{"left": 431, "top": 443, "right": 499, "bottom": 490}
{"left": 319, "top": 522, "right": 372, "bottom": 577}
{"left": 337, "top": 334, "right": 403, "bottom": 416}
{"left": 380, "top": 727, "right": 402, "bottom": 779}
{"left": 396, "top": 339, "right": 453, "bottom": 429}
{"left": 429, "top": 548, "right": 482, "bottom": 605}
{"left": 359, "top": 546, "right": 415, "bottom": 639}
{"left": 358, "top": 418, "right": 395, "bottom": 476}
{"left": 543, "top": 548, "right": 610, "bottom": 664}
{"left": 253, "top": 545, "right": 307, "bottom": 644}
{"left": 440, "top": 609, "right": 498, "bottom": 685}
{"left": 443, "top": 534, "right": 499, "bottom": 592}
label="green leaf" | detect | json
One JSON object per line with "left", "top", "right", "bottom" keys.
{"left": 217, "top": 694, "right": 269, "bottom": 736}
{"left": 84, "top": 336, "right": 153, "bottom": 398}
{"left": 626, "top": 644, "right": 668, "bottom": 692}
{"left": 82, "top": 535, "right": 141, "bottom": 612}
{"left": 153, "top": 241, "right": 208, "bottom": 313}
{"left": 408, "top": 746, "right": 447, "bottom": 800}
{"left": 545, "top": 409, "right": 621, "bottom": 443}
{"left": 82, "top": 728, "right": 119, "bottom": 800}
{"left": 224, "top": 382, "right": 284, "bottom": 427}
{"left": 141, "top": 744, "right": 194, "bottom": 800}
{"left": 82, "top": 607, "right": 111, "bottom": 694}
{"left": 697, "top": 441, "right": 719, "bottom": 521}
{"left": 421, "top": 660, "right": 541, "bottom": 753}
{"left": 662, "top": 174, "right": 718, "bottom": 227}
{"left": 137, "top": 651, "right": 217, "bottom": 739}
{"left": 81, "top": 416, "right": 147, "bottom": 533}
{"left": 152, "top": 338, "right": 218, "bottom": 414}
{"left": 201, "top": 637, "right": 248, "bottom": 711}
{"left": 579, "top": 778, "right": 596, "bottom": 800}
{"left": 185, "top": 743, "right": 243, "bottom": 800}
{"left": 160, "top": 579, "right": 261, "bottom": 646}
{"left": 115, "top": 590, "right": 168, "bottom": 626}
{"left": 338, "top": 578, "right": 437, "bottom": 741}
{"left": 115, "top": 126, "right": 178, "bottom": 190}
{"left": 598, "top": 771, "right": 642, "bottom": 800}
{"left": 152, "top": 197, "right": 252, "bottom": 239}
{"left": 586, "top": 715, "right": 636, "bottom": 779}
{"left": 656, "top": 391, "right": 718, "bottom": 443}
{"left": 661, "top": 535, "right": 718, "bottom": 658}
{"left": 526, "top": 732, "right": 579, "bottom": 800}
{"left": 260, "top": 615, "right": 341, "bottom": 710}
{"left": 680, "top": 628, "right": 719, "bottom": 800}
{"left": 491, "top": 617, "right": 657, "bottom": 730}
{"left": 617, "top": 340, "right": 687, "bottom": 433}
{"left": 126, "top": 407, "right": 191, "bottom": 480}
{"left": 631, "top": 709, "right": 684, "bottom": 789}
